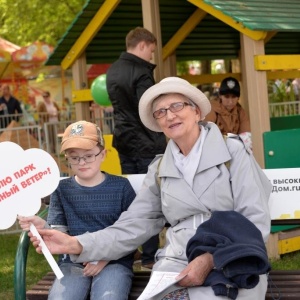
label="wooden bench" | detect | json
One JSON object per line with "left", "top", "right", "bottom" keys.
{"left": 265, "top": 270, "right": 300, "bottom": 300}
{"left": 25, "top": 270, "right": 300, "bottom": 300}
{"left": 26, "top": 271, "right": 151, "bottom": 300}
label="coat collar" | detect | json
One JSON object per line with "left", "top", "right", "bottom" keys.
{"left": 120, "top": 51, "right": 156, "bottom": 70}
{"left": 158, "top": 122, "right": 232, "bottom": 178}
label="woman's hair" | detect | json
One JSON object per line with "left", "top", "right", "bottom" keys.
{"left": 187, "top": 98, "right": 196, "bottom": 107}
{"left": 43, "top": 91, "right": 51, "bottom": 97}
{"left": 126, "top": 27, "right": 157, "bottom": 49}
{"left": 97, "top": 142, "right": 105, "bottom": 151}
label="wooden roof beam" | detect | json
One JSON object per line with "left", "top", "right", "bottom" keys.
{"left": 188, "top": 0, "right": 267, "bottom": 40}
{"left": 255, "top": 55, "right": 300, "bottom": 70}
{"left": 180, "top": 71, "right": 300, "bottom": 85}
{"left": 180, "top": 73, "right": 241, "bottom": 84}
{"left": 264, "top": 31, "right": 277, "bottom": 44}
{"left": 61, "top": 0, "right": 120, "bottom": 70}
{"left": 162, "top": 8, "right": 206, "bottom": 60}
{"left": 267, "top": 70, "right": 300, "bottom": 80}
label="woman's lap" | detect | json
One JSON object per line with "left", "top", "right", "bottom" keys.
{"left": 161, "top": 288, "right": 189, "bottom": 299}
{"left": 160, "top": 274, "right": 267, "bottom": 300}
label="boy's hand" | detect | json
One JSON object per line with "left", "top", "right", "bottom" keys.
{"left": 83, "top": 260, "right": 109, "bottom": 277}
{"left": 18, "top": 215, "right": 46, "bottom": 231}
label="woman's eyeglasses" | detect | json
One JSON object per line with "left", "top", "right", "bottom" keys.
{"left": 66, "top": 150, "right": 102, "bottom": 165}
{"left": 153, "top": 102, "right": 193, "bottom": 119}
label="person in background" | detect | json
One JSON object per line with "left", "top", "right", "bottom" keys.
{"left": 0, "top": 84, "right": 23, "bottom": 128}
{"left": 28, "top": 77, "right": 271, "bottom": 300}
{"left": 19, "top": 120, "right": 136, "bottom": 300}
{"left": 106, "top": 26, "right": 167, "bottom": 270}
{"left": 61, "top": 97, "right": 73, "bottom": 121}
{"left": 37, "top": 91, "right": 60, "bottom": 123}
{"left": 291, "top": 78, "right": 300, "bottom": 100}
{"left": 37, "top": 91, "right": 60, "bottom": 153}
{"left": 205, "top": 77, "right": 250, "bottom": 135}
{"left": 205, "top": 77, "right": 252, "bottom": 148}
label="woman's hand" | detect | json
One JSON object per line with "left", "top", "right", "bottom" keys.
{"left": 28, "top": 229, "right": 82, "bottom": 255}
{"left": 83, "top": 260, "right": 109, "bottom": 277}
{"left": 176, "top": 252, "right": 214, "bottom": 287}
{"left": 18, "top": 215, "right": 46, "bottom": 231}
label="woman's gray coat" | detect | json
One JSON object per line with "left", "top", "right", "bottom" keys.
{"left": 72, "top": 122, "right": 272, "bottom": 300}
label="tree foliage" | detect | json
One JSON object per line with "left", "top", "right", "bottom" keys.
{"left": 0, "top": 0, "right": 86, "bottom": 47}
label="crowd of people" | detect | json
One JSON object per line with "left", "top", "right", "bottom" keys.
{"left": 15, "top": 26, "right": 276, "bottom": 300}
{"left": 0, "top": 85, "right": 75, "bottom": 154}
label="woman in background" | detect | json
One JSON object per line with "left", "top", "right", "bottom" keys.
{"left": 37, "top": 91, "right": 60, "bottom": 153}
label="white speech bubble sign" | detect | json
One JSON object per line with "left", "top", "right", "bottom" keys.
{"left": 0, "top": 141, "right": 60, "bottom": 230}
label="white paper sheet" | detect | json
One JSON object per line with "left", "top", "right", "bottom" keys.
{"left": 137, "top": 271, "right": 186, "bottom": 300}
{"left": 30, "top": 223, "right": 64, "bottom": 280}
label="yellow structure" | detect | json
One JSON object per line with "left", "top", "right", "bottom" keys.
{"left": 46, "top": 0, "right": 300, "bottom": 168}
{"left": 101, "top": 134, "right": 121, "bottom": 175}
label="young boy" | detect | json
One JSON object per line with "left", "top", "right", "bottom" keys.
{"left": 18, "top": 120, "right": 136, "bottom": 300}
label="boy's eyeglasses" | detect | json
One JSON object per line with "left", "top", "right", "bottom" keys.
{"left": 153, "top": 102, "right": 193, "bottom": 119}
{"left": 66, "top": 150, "right": 102, "bottom": 165}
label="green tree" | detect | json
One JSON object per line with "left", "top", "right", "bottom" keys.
{"left": 0, "top": 0, "right": 86, "bottom": 46}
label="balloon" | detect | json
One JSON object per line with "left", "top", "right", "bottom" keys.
{"left": 91, "top": 74, "right": 111, "bottom": 107}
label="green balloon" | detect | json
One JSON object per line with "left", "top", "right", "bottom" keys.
{"left": 91, "top": 74, "right": 111, "bottom": 107}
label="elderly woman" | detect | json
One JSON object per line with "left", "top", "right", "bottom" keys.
{"left": 29, "top": 77, "right": 271, "bottom": 300}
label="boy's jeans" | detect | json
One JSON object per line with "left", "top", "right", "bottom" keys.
{"left": 48, "top": 262, "right": 133, "bottom": 300}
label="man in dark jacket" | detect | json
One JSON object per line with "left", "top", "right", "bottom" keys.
{"left": 106, "top": 27, "right": 167, "bottom": 269}
{"left": 0, "top": 84, "right": 23, "bottom": 128}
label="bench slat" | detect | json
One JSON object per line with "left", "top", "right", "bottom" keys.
{"left": 26, "top": 270, "right": 300, "bottom": 300}
{"left": 266, "top": 293, "right": 300, "bottom": 300}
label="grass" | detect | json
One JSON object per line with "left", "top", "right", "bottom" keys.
{"left": 0, "top": 233, "right": 51, "bottom": 300}
{"left": 2, "top": 233, "right": 300, "bottom": 300}
{"left": 270, "top": 251, "right": 300, "bottom": 270}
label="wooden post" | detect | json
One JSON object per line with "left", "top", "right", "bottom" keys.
{"left": 163, "top": 54, "right": 177, "bottom": 78}
{"left": 71, "top": 54, "right": 91, "bottom": 121}
{"left": 141, "top": 0, "right": 164, "bottom": 82}
{"left": 266, "top": 232, "right": 280, "bottom": 259}
{"left": 240, "top": 34, "right": 270, "bottom": 168}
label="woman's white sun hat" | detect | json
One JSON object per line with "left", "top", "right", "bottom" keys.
{"left": 139, "top": 77, "right": 211, "bottom": 132}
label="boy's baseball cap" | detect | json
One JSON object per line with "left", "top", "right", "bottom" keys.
{"left": 60, "top": 121, "right": 104, "bottom": 153}
{"left": 219, "top": 77, "right": 240, "bottom": 97}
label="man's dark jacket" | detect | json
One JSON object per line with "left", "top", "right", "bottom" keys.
{"left": 106, "top": 52, "right": 166, "bottom": 158}
{"left": 186, "top": 211, "right": 271, "bottom": 300}
{"left": 0, "top": 96, "right": 23, "bottom": 128}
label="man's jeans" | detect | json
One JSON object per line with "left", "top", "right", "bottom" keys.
{"left": 48, "top": 262, "right": 133, "bottom": 300}
{"left": 119, "top": 154, "right": 154, "bottom": 175}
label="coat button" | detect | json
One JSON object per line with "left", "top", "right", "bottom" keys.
{"left": 177, "top": 249, "right": 183, "bottom": 255}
